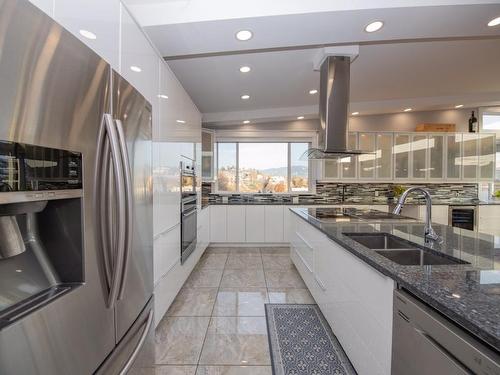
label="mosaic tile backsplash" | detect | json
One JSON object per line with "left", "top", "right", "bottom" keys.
{"left": 204, "top": 182, "right": 479, "bottom": 205}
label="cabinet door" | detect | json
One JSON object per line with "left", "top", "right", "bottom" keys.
{"left": 53, "top": 0, "right": 120, "bottom": 69}
{"left": 428, "top": 135, "right": 445, "bottom": 179}
{"left": 446, "top": 134, "right": 462, "bottom": 179}
{"left": 210, "top": 206, "right": 227, "bottom": 242}
{"left": 340, "top": 133, "right": 358, "bottom": 179}
{"left": 411, "top": 134, "right": 427, "bottom": 179}
{"left": 265, "top": 206, "right": 284, "bottom": 242}
{"left": 462, "top": 133, "right": 479, "bottom": 180}
{"left": 120, "top": 5, "right": 159, "bottom": 104}
{"left": 202, "top": 130, "right": 215, "bottom": 180}
{"left": 227, "top": 206, "right": 246, "bottom": 242}
{"left": 29, "top": 0, "right": 54, "bottom": 16}
{"left": 323, "top": 159, "right": 339, "bottom": 179}
{"left": 376, "top": 133, "right": 393, "bottom": 180}
{"left": 479, "top": 134, "right": 495, "bottom": 180}
{"left": 245, "top": 206, "right": 265, "bottom": 243}
{"left": 394, "top": 134, "right": 410, "bottom": 179}
{"left": 358, "top": 133, "right": 376, "bottom": 179}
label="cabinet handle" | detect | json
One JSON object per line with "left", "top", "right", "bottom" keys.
{"left": 297, "top": 232, "right": 314, "bottom": 250}
{"left": 293, "top": 247, "right": 313, "bottom": 273}
{"left": 314, "top": 275, "right": 327, "bottom": 291}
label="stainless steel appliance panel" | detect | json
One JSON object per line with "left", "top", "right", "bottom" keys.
{"left": 112, "top": 71, "right": 154, "bottom": 343}
{"left": 392, "top": 289, "right": 500, "bottom": 375}
{"left": 448, "top": 205, "right": 477, "bottom": 231}
{"left": 0, "top": 1, "right": 115, "bottom": 373}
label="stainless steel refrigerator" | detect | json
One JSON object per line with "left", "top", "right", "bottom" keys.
{"left": 0, "top": 1, "right": 154, "bottom": 374}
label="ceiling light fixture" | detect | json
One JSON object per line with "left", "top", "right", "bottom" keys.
{"left": 130, "top": 66, "right": 142, "bottom": 73}
{"left": 403, "top": 108, "right": 412, "bottom": 112}
{"left": 365, "top": 20, "right": 384, "bottom": 33}
{"left": 79, "top": 29, "right": 97, "bottom": 40}
{"left": 351, "top": 112, "right": 359, "bottom": 115}
{"left": 297, "top": 116, "right": 305, "bottom": 120}
{"left": 309, "top": 89, "right": 318, "bottom": 95}
{"left": 241, "top": 94, "right": 250, "bottom": 100}
{"left": 455, "top": 104, "right": 463, "bottom": 108}
{"left": 235, "top": 30, "right": 253, "bottom": 41}
{"left": 487, "top": 16, "right": 500, "bottom": 27}
{"left": 158, "top": 94, "right": 169, "bottom": 99}
{"left": 243, "top": 120, "right": 250, "bottom": 124}
{"left": 176, "top": 120, "right": 186, "bottom": 124}
{"left": 239, "top": 66, "right": 251, "bottom": 73}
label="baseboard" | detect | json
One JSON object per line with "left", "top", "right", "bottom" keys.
{"left": 209, "top": 242, "right": 290, "bottom": 247}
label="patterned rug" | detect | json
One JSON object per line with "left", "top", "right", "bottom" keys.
{"left": 265, "top": 304, "right": 356, "bottom": 375}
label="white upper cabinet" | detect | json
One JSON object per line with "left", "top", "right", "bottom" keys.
{"left": 358, "top": 133, "right": 376, "bottom": 179}
{"left": 394, "top": 134, "right": 410, "bottom": 179}
{"left": 410, "top": 134, "right": 427, "bottom": 179}
{"left": 29, "top": 0, "right": 54, "bottom": 16}
{"left": 462, "top": 133, "right": 479, "bottom": 180}
{"left": 53, "top": 0, "right": 120, "bottom": 69}
{"left": 446, "top": 134, "right": 462, "bottom": 179}
{"left": 376, "top": 133, "right": 393, "bottom": 179}
{"left": 120, "top": 4, "right": 159, "bottom": 105}
{"left": 340, "top": 133, "right": 358, "bottom": 179}
{"left": 479, "top": 134, "right": 495, "bottom": 180}
{"left": 428, "top": 134, "right": 445, "bottom": 180}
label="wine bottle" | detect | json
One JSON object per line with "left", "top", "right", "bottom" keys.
{"left": 468, "top": 111, "right": 478, "bottom": 133}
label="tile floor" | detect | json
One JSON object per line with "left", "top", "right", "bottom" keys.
{"left": 154, "top": 246, "right": 315, "bottom": 375}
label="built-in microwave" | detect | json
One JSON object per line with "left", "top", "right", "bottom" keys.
{"left": 180, "top": 160, "right": 195, "bottom": 196}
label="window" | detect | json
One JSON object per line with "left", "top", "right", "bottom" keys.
{"left": 216, "top": 142, "right": 311, "bottom": 193}
{"left": 480, "top": 110, "right": 500, "bottom": 181}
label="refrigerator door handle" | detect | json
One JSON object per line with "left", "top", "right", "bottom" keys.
{"left": 115, "top": 119, "right": 133, "bottom": 301}
{"left": 119, "top": 309, "right": 153, "bottom": 375}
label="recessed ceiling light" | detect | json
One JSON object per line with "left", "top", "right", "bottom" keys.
{"left": 403, "top": 108, "right": 412, "bottom": 112}
{"left": 130, "top": 66, "right": 142, "bottom": 73}
{"left": 309, "top": 89, "right": 318, "bottom": 95}
{"left": 487, "top": 16, "right": 500, "bottom": 27}
{"left": 176, "top": 120, "right": 186, "bottom": 124}
{"left": 236, "top": 30, "right": 253, "bottom": 41}
{"left": 79, "top": 29, "right": 97, "bottom": 40}
{"left": 297, "top": 116, "right": 305, "bottom": 120}
{"left": 243, "top": 120, "right": 250, "bottom": 124}
{"left": 239, "top": 66, "right": 251, "bottom": 73}
{"left": 158, "top": 94, "right": 169, "bottom": 99}
{"left": 351, "top": 112, "right": 359, "bottom": 115}
{"left": 455, "top": 104, "right": 463, "bottom": 108}
{"left": 241, "top": 94, "right": 250, "bottom": 100}
{"left": 365, "top": 20, "right": 384, "bottom": 33}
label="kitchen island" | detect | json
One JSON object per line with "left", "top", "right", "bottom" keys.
{"left": 289, "top": 207, "right": 500, "bottom": 374}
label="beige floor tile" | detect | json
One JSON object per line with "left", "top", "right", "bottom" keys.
{"left": 212, "top": 288, "right": 268, "bottom": 317}
{"left": 196, "top": 254, "right": 228, "bottom": 270}
{"left": 264, "top": 268, "right": 306, "bottom": 288}
{"left": 225, "top": 254, "right": 263, "bottom": 270}
{"left": 226, "top": 247, "right": 261, "bottom": 255}
{"left": 220, "top": 269, "right": 266, "bottom": 288}
{"left": 260, "top": 247, "right": 290, "bottom": 255}
{"left": 195, "top": 366, "right": 272, "bottom": 375}
{"left": 199, "top": 317, "right": 270, "bottom": 366}
{"left": 184, "top": 268, "right": 223, "bottom": 288}
{"left": 155, "top": 365, "right": 197, "bottom": 375}
{"left": 155, "top": 317, "right": 210, "bottom": 365}
{"left": 261, "top": 255, "right": 293, "bottom": 270}
{"left": 167, "top": 288, "right": 217, "bottom": 317}
{"left": 267, "top": 288, "right": 315, "bottom": 304}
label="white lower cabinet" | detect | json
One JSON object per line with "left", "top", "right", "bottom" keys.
{"left": 198, "top": 207, "right": 210, "bottom": 252}
{"left": 265, "top": 206, "right": 284, "bottom": 242}
{"left": 210, "top": 205, "right": 227, "bottom": 242}
{"left": 227, "top": 206, "right": 246, "bottom": 242}
{"left": 290, "top": 214, "right": 395, "bottom": 375}
{"left": 478, "top": 205, "right": 500, "bottom": 235}
{"left": 245, "top": 205, "right": 266, "bottom": 243}
{"left": 418, "top": 205, "right": 449, "bottom": 225}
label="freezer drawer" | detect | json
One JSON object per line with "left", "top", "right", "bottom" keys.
{"left": 96, "top": 297, "right": 154, "bottom": 375}
{"left": 392, "top": 289, "right": 500, "bottom": 375}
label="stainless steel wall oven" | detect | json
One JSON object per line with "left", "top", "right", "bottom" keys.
{"left": 180, "top": 160, "right": 197, "bottom": 264}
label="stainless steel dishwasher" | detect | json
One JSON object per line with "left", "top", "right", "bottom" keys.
{"left": 392, "top": 289, "right": 500, "bottom": 375}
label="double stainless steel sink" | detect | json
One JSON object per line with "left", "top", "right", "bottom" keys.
{"left": 343, "top": 233, "right": 469, "bottom": 266}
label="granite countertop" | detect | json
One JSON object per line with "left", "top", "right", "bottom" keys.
{"left": 290, "top": 207, "right": 500, "bottom": 352}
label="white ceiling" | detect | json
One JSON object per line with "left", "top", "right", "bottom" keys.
{"left": 167, "top": 39, "right": 500, "bottom": 124}
{"left": 123, "top": 1, "right": 500, "bottom": 125}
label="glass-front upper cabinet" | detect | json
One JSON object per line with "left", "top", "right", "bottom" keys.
{"left": 358, "top": 133, "right": 376, "bottom": 179}
{"left": 462, "top": 133, "right": 479, "bottom": 180}
{"left": 428, "top": 134, "right": 445, "bottom": 179}
{"left": 323, "top": 159, "right": 339, "bottom": 179}
{"left": 201, "top": 129, "right": 215, "bottom": 180}
{"left": 411, "top": 134, "right": 428, "bottom": 179}
{"left": 479, "top": 133, "right": 495, "bottom": 180}
{"left": 394, "top": 134, "right": 410, "bottom": 179}
{"left": 376, "top": 133, "right": 393, "bottom": 180}
{"left": 446, "top": 134, "right": 462, "bottom": 179}
{"left": 340, "top": 133, "right": 358, "bottom": 179}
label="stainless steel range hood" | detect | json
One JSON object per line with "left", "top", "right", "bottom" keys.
{"left": 303, "top": 55, "right": 365, "bottom": 159}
